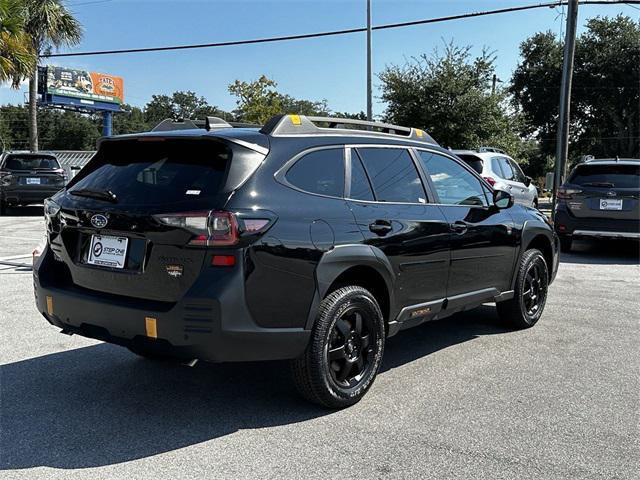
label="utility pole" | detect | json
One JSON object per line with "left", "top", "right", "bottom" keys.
{"left": 366, "top": 0, "right": 372, "bottom": 121}
{"left": 552, "top": 0, "right": 579, "bottom": 220}
{"left": 491, "top": 74, "right": 502, "bottom": 95}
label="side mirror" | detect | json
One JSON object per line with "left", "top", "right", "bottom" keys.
{"left": 524, "top": 176, "right": 532, "bottom": 187}
{"left": 493, "top": 189, "right": 514, "bottom": 209}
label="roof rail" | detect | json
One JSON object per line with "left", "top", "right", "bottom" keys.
{"left": 259, "top": 114, "right": 438, "bottom": 145}
{"left": 151, "top": 117, "right": 260, "bottom": 132}
{"left": 478, "top": 146, "right": 507, "bottom": 154}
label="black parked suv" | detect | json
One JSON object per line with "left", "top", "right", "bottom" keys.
{"left": 554, "top": 158, "right": 640, "bottom": 251}
{"left": 34, "top": 115, "right": 559, "bottom": 408}
{"left": 0, "top": 151, "right": 66, "bottom": 214}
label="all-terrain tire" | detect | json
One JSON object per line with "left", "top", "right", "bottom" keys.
{"left": 291, "top": 286, "right": 385, "bottom": 409}
{"left": 496, "top": 248, "right": 549, "bottom": 329}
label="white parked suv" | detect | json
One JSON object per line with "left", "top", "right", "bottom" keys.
{"left": 453, "top": 147, "right": 539, "bottom": 208}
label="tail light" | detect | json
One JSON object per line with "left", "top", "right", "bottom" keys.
{"left": 482, "top": 176, "right": 496, "bottom": 186}
{"left": 557, "top": 187, "right": 582, "bottom": 199}
{"left": 54, "top": 168, "right": 68, "bottom": 183}
{"left": 0, "top": 171, "right": 12, "bottom": 186}
{"left": 153, "top": 210, "right": 272, "bottom": 247}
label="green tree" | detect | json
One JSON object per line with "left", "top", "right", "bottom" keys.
{"left": 21, "top": 0, "right": 82, "bottom": 151}
{"left": 279, "top": 95, "right": 330, "bottom": 116}
{"left": 332, "top": 111, "right": 367, "bottom": 120}
{"left": 144, "top": 90, "right": 229, "bottom": 127}
{"left": 511, "top": 15, "right": 640, "bottom": 163}
{"left": 228, "top": 75, "right": 282, "bottom": 124}
{"left": 0, "top": 0, "right": 35, "bottom": 86}
{"left": 379, "top": 43, "right": 523, "bottom": 156}
{"left": 113, "top": 104, "right": 147, "bottom": 135}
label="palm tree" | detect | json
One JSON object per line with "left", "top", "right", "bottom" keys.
{"left": 0, "top": 0, "right": 36, "bottom": 86}
{"left": 23, "top": 0, "right": 82, "bottom": 151}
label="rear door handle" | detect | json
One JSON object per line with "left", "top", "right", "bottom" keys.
{"left": 450, "top": 221, "right": 468, "bottom": 235}
{"left": 369, "top": 220, "right": 392, "bottom": 235}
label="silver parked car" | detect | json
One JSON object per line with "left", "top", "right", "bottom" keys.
{"left": 453, "top": 148, "right": 538, "bottom": 208}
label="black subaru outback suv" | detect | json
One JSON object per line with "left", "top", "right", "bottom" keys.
{"left": 34, "top": 115, "right": 559, "bottom": 408}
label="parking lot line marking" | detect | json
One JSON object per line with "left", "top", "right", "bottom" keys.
{"left": 0, "top": 254, "right": 33, "bottom": 262}
{"left": 0, "top": 260, "right": 32, "bottom": 269}
{"left": 0, "top": 235, "right": 42, "bottom": 241}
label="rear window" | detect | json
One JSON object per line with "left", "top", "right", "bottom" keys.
{"left": 456, "top": 154, "right": 484, "bottom": 175}
{"left": 68, "top": 138, "right": 264, "bottom": 207}
{"left": 285, "top": 148, "right": 344, "bottom": 197}
{"left": 3, "top": 155, "right": 60, "bottom": 171}
{"left": 569, "top": 164, "right": 640, "bottom": 188}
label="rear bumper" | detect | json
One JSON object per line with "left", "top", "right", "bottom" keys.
{"left": 33, "top": 246, "right": 310, "bottom": 363}
{"left": 572, "top": 230, "right": 640, "bottom": 239}
{"left": 2, "top": 186, "right": 61, "bottom": 205}
{"left": 554, "top": 205, "right": 640, "bottom": 238}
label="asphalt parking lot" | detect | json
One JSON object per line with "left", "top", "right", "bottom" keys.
{"left": 1, "top": 206, "right": 638, "bottom": 480}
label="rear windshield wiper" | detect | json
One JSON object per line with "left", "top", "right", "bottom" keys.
{"left": 582, "top": 182, "right": 615, "bottom": 187}
{"left": 69, "top": 188, "right": 118, "bottom": 203}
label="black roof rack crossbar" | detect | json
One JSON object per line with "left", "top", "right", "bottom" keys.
{"left": 260, "top": 114, "right": 438, "bottom": 145}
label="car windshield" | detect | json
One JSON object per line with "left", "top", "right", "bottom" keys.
{"left": 569, "top": 164, "right": 640, "bottom": 188}
{"left": 3, "top": 155, "right": 60, "bottom": 171}
{"left": 456, "top": 154, "right": 484, "bottom": 175}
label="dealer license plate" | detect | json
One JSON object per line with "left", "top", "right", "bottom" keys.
{"left": 599, "top": 199, "right": 623, "bottom": 210}
{"left": 87, "top": 234, "right": 128, "bottom": 269}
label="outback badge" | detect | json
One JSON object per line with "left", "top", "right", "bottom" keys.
{"left": 165, "top": 264, "right": 184, "bottom": 279}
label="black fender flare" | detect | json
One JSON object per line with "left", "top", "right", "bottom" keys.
{"left": 513, "top": 220, "right": 557, "bottom": 289}
{"left": 304, "top": 244, "right": 396, "bottom": 330}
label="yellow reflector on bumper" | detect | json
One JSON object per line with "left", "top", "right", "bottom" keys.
{"left": 46, "top": 296, "right": 53, "bottom": 315}
{"left": 289, "top": 114, "right": 301, "bottom": 125}
{"left": 145, "top": 317, "right": 158, "bottom": 339}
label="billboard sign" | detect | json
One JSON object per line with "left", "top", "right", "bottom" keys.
{"left": 41, "top": 66, "right": 124, "bottom": 104}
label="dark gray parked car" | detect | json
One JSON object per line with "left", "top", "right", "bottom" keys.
{"left": 0, "top": 151, "right": 66, "bottom": 215}
{"left": 554, "top": 158, "right": 640, "bottom": 251}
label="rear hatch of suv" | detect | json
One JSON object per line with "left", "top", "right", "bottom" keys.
{"left": 47, "top": 136, "right": 266, "bottom": 302}
{"left": 560, "top": 162, "right": 640, "bottom": 221}
{"left": 1, "top": 153, "right": 66, "bottom": 191}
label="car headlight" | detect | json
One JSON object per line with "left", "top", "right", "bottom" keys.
{"left": 44, "top": 198, "right": 61, "bottom": 217}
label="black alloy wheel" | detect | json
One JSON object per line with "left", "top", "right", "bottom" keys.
{"left": 327, "top": 306, "right": 376, "bottom": 390}
{"left": 497, "top": 249, "right": 549, "bottom": 329}
{"left": 291, "top": 286, "right": 385, "bottom": 408}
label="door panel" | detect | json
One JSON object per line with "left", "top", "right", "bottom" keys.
{"left": 416, "top": 150, "right": 517, "bottom": 296}
{"left": 349, "top": 201, "right": 450, "bottom": 307}
{"left": 347, "top": 147, "right": 450, "bottom": 307}
{"left": 437, "top": 205, "right": 516, "bottom": 295}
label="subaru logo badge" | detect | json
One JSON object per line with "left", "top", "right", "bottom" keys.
{"left": 90, "top": 214, "right": 108, "bottom": 229}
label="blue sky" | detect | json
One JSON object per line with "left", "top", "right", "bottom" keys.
{"left": 1, "top": 0, "right": 637, "bottom": 116}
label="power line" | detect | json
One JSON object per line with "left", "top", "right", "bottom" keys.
{"left": 42, "top": 0, "right": 640, "bottom": 59}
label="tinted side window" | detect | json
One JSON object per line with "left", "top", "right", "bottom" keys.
{"left": 457, "top": 154, "right": 484, "bottom": 175}
{"left": 286, "top": 148, "right": 345, "bottom": 197}
{"left": 356, "top": 148, "right": 426, "bottom": 203}
{"left": 418, "top": 151, "right": 488, "bottom": 207}
{"left": 349, "top": 152, "right": 375, "bottom": 201}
